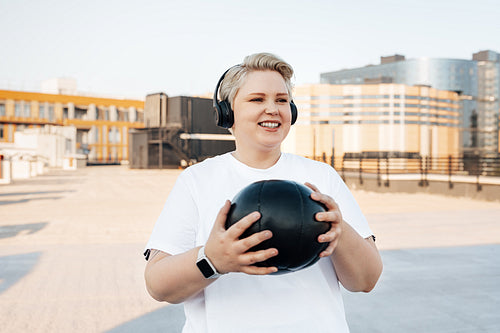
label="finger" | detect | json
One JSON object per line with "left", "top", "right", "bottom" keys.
{"left": 304, "top": 182, "right": 319, "bottom": 192}
{"left": 311, "top": 191, "right": 339, "bottom": 212}
{"left": 213, "top": 200, "right": 232, "bottom": 231}
{"left": 226, "top": 211, "right": 261, "bottom": 239}
{"left": 319, "top": 239, "right": 339, "bottom": 258}
{"left": 315, "top": 210, "right": 342, "bottom": 223}
{"left": 305, "top": 183, "right": 337, "bottom": 208}
{"left": 239, "top": 248, "right": 278, "bottom": 266}
{"left": 318, "top": 228, "right": 339, "bottom": 243}
{"left": 237, "top": 229, "right": 273, "bottom": 252}
{"left": 240, "top": 265, "right": 278, "bottom": 275}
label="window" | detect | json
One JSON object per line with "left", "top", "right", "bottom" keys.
{"left": 119, "top": 109, "right": 129, "bottom": 122}
{"left": 110, "top": 146, "right": 117, "bottom": 161}
{"left": 91, "top": 126, "right": 98, "bottom": 143}
{"left": 48, "top": 105, "right": 55, "bottom": 122}
{"left": 23, "top": 103, "right": 31, "bottom": 117}
{"left": 136, "top": 111, "right": 143, "bottom": 122}
{"left": 0, "top": 124, "right": 4, "bottom": 139}
{"left": 108, "top": 127, "right": 117, "bottom": 143}
{"left": 75, "top": 107, "right": 87, "bottom": 119}
{"left": 0, "top": 103, "right": 5, "bottom": 116}
{"left": 12, "top": 101, "right": 32, "bottom": 117}
{"left": 39, "top": 104, "right": 46, "bottom": 119}
{"left": 8, "top": 124, "right": 14, "bottom": 141}
{"left": 98, "top": 107, "right": 109, "bottom": 120}
{"left": 65, "top": 139, "right": 72, "bottom": 154}
{"left": 15, "top": 102, "right": 21, "bottom": 117}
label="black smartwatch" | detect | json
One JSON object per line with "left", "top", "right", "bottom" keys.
{"left": 196, "top": 246, "right": 223, "bottom": 279}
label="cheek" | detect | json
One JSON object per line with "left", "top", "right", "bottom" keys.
{"left": 233, "top": 108, "right": 256, "bottom": 126}
{"left": 230, "top": 111, "right": 248, "bottom": 135}
{"left": 282, "top": 107, "right": 293, "bottom": 123}
{"left": 282, "top": 124, "right": 291, "bottom": 137}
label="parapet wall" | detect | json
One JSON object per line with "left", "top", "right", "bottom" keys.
{"left": 343, "top": 172, "right": 500, "bottom": 202}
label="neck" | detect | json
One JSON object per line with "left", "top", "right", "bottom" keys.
{"left": 232, "top": 148, "right": 281, "bottom": 169}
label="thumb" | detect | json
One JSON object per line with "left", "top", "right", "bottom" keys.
{"left": 213, "top": 200, "right": 232, "bottom": 231}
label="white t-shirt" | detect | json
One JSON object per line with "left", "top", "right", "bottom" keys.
{"left": 146, "top": 152, "right": 372, "bottom": 333}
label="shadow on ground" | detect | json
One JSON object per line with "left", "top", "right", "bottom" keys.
{"left": 0, "top": 190, "right": 74, "bottom": 197}
{"left": 0, "top": 252, "right": 42, "bottom": 294}
{"left": 106, "top": 304, "right": 185, "bottom": 333}
{"left": 0, "top": 222, "right": 49, "bottom": 239}
{"left": 0, "top": 196, "right": 66, "bottom": 206}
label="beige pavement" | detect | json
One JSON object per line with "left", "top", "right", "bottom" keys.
{"left": 0, "top": 166, "right": 499, "bottom": 332}
{"left": 352, "top": 189, "right": 500, "bottom": 250}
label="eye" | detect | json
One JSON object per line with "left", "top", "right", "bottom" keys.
{"left": 277, "top": 98, "right": 289, "bottom": 103}
{"left": 250, "top": 97, "right": 263, "bottom": 102}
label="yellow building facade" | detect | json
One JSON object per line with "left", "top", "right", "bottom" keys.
{"left": 283, "top": 84, "right": 460, "bottom": 161}
{"left": 0, "top": 90, "right": 144, "bottom": 163}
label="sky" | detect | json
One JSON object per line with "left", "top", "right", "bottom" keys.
{"left": 1, "top": 0, "right": 499, "bottom": 100}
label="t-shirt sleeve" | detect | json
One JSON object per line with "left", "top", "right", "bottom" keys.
{"left": 145, "top": 171, "right": 198, "bottom": 255}
{"left": 329, "top": 169, "right": 373, "bottom": 239}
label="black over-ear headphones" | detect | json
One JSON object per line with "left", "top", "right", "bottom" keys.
{"left": 213, "top": 66, "right": 298, "bottom": 128}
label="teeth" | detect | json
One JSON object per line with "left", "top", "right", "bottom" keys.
{"left": 260, "top": 122, "right": 279, "bottom": 128}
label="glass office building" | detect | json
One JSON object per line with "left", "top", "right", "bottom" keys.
{"left": 320, "top": 51, "right": 500, "bottom": 157}
{"left": 473, "top": 51, "right": 500, "bottom": 156}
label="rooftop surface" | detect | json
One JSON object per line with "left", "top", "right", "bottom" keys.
{"left": 1, "top": 166, "right": 499, "bottom": 332}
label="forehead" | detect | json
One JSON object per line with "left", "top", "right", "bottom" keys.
{"left": 238, "top": 70, "right": 288, "bottom": 94}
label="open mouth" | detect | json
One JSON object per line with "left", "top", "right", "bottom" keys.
{"left": 259, "top": 121, "right": 280, "bottom": 129}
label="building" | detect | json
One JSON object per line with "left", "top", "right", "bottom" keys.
{"left": 283, "top": 83, "right": 460, "bottom": 162}
{"left": 320, "top": 50, "right": 500, "bottom": 157}
{"left": 473, "top": 51, "right": 500, "bottom": 156}
{"left": 129, "top": 94, "right": 234, "bottom": 169}
{"left": 0, "top": 89, "right": 144, "bottom": 164}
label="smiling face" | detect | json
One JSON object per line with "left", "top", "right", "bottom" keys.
{"left": 231, "top": 70, "right": 292, "bottom": 158}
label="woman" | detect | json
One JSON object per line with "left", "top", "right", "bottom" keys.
{"left": 144, "top": 53, "right": 383, "bottom": 332}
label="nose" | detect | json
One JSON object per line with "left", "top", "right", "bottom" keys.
{"left": 265, "top": 102, "right": 279, "bottom": 115}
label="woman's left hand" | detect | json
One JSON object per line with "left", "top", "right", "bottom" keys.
{"left": 305, "top": 182, "right": 343, "bottom": 258}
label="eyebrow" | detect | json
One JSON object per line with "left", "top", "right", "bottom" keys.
{"left": 247, "top": 92, "right": 289, "bottom": 96}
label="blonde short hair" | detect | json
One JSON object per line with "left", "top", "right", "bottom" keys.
{"left": 218, "top": 53, "right": 294, "bottom": 108}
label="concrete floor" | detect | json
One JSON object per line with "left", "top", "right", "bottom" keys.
{"left": 1, "top": 166, "right": 499, "bottom": 332}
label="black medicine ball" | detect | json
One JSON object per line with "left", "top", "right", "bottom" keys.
{"left": 225, "top": 179, "right": 330, "bottom": 275}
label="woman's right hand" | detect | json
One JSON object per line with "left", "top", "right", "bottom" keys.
{"left": 204, "top": 200, "right": 279, "bottom": 275}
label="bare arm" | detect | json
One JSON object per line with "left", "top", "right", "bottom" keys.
{"left": 331, "top": 224, "right": 382, "bottom": 292}
{"left": 144, "top": 247, "right": 213, "bottom": 304}
{"left": 306, "top": 183, "right": 383, "bottom": 292}
{"left": 144, "top": 200, "right": 278, "bottom": 304}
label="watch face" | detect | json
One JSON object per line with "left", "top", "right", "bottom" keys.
{"left": 196, "top": 259, "right": 215, "bottom": 278}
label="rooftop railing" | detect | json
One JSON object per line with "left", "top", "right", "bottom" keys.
{"left": 307, "top": 152, "right": 500, "bottom": 191}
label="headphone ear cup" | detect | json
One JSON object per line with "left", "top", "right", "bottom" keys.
{"left": 213, "top": 66, "right": 236, "bottom": 129}
{"left": 290, "top": 101, "right": 298, "bottom": 125}
{"left": 216, "top": 100, "right": 234, "bottom": 128}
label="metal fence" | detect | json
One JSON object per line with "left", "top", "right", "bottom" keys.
{"left": 307, "top": 153, "right": 500, "bottom": 191}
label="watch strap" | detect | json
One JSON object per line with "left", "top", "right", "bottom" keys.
{"left": 196, "top": 246, "right": 222, "bottom": 279}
